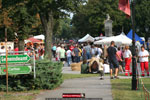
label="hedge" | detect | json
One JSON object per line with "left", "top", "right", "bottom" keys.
{"left": 0, "top": 60, "right": 63, "bottom": 91}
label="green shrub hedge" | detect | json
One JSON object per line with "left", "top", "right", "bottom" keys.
{"left": 0, "top": 60, "right": 63, "bottom": 91}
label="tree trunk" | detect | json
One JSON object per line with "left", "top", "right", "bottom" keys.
{"left": 18, "top": 40, "right": 24, "bottom": 51}
{"left": 39, "top": 11, "right": 54, "bottom": 60}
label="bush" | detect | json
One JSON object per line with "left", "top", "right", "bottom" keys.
{"left": 0, "top": 60, "right": 63, "bottom": 91}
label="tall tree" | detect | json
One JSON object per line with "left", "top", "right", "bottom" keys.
{"left": 72, "top": 0, "right": 131, "bottom": 37}
{"left": 2, "top": 0, "right": 86, "bottom": 59}
{"left": 27, "top": 0, "right": 86, "bottom": 59}
{"left": 135, "top": 0, "right": 150, "bottom": 40}
{"left": 72, "top": 0, "right": 150, "bottom": 39}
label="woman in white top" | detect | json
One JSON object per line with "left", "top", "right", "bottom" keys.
{"left": 123, "top": 45, "right": 132, "bottom": 76}
{"left": 66, "top": 48, "right": 72, "bottom": 66}
{"left": 138, "top": 46, "right": 149, "bottom": 77}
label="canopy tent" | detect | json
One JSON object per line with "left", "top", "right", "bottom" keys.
{"left": 94, "top": 32, "right": 132, "bottom": 45}
{"left": 94, "top": 36, "right": 107, "bottom": 41}
{"left": 78, "top": 34, "right": 94, "bottom": 42}
{"left": 127, "top": 29, "right": 144, "bottom": 44}
{"left": 25, "top": 37, "right": 42, "bottom": 44}
{"left": 33, "top": 34, "right": 45, "bottom": 40}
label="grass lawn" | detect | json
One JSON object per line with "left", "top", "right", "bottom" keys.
{"left": 111, "top": 78, "right": 150, "bottom": 100}
{"left": 0, "top": 73, "right": 99, "bottom": 100}
{"left": 62, "top": 73, "right": 99, "bottom": 80}
{"left": 0, "top": 90, "right": 41, "bottom": 100}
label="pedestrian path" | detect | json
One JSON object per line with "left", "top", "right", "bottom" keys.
{"left": 36, "top": 76, "right": 113, "bottom": 100}
{"left": 36, "top": 59, "right": 146, "bottom": 100}
{"left": 62, "top": 67, "right": 80, "bottom": 74}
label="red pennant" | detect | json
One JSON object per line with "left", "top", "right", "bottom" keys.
{"left": 119, "top": 0, "right": 131, "bottom": 16}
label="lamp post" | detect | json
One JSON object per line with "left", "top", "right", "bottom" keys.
{"left": 145, "top": 27, "right": 149, "bottom": 34}
{"left": 131, "top": 0, "right": 137, "bottom": 90}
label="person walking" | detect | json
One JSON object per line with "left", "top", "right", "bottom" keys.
{"left": 52, "top": 44, "right": 57, "bottom": 58}
{"left": 91, "top": 45, "right": 95, "bottom": 57}
{"left": 123, "top": 45, "right": 132, "bottom": 76}
{"left": 73, "top": 44, "right": 80, "bottom": 63}
{"left": 138, "top": 46, "right": 149, "bottom": 77}
{"left": 84, "top": 43, "right": 92, "bottom": 59}
{"left": 66, "top": 47, "right": 72, "bottom": 66}
{"left": 59, "top": 45, "right": 66, "bottom": 64}
{"left": 78, "top": 45, "right": 82, "bottom": 62}
{"left": 56, "top": 44, "right": 61, "bottom": 61}
{"left": 116, "top": 47, "right": 124, "bottom": 73}
{"left": 107, "top": 41, "right": 121, "bottom": 79}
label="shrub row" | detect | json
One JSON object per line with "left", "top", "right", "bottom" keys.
{"left": 0, "top": 60, "right": 63, "bottom": 91}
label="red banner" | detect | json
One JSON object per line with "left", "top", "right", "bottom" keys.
{"left": 119, "top": 0, "right": 131, "bottom": 16}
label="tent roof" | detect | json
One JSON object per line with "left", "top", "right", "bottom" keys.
{"left": 94, "top": 33, "right": 132, "bottom": 45}
{"left": 26, "top": 37, "right": 42, "bottom": 43}
{"left": 34, "top": 34, "right": 45, "bottom": 40}
{"left": 127, "top": 29, "right": 143, "bottom": 43}
{"left": 78, "top": 34, "right": 94, "bottom": 42}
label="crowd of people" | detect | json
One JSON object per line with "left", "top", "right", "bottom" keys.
{"left": 0, "top": 44, "right": 45, "bottom": 60}
{"left": 52, "top": 43, "right": 103, "bottom": 65}
{"left": 52, "top": 41, "right": 150, "bottom": 79}
{"left": 0, "top": 41, "right": 149, "bottom": 79}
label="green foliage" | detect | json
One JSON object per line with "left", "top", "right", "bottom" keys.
{"left": 135, "top": 0, "right": 150, "bottom": 39}
{"left": 53, "top": 18, "right": 76, "bottom": 39}
{"left": 0, "top": 60, "right": 63, "bottom": 91}
{"left": 111, "top": 78, "right": 150, "bottom": 100}
{"left": 72, "top": 0, "right": 131, "bottom": 37}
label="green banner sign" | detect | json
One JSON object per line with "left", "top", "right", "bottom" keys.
{"left": 0, "top": 66, "right": 32, "bottom": 75}
{"left": 0, "top": 55, "right": 30, "bottom": 63}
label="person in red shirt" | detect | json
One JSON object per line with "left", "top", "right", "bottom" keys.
{"left": 69, "top": 44, "right": 75, "bottom": 62}
{"left": 14, "top": 46, "right": 19, "bottom": 55}
{"left": 69, "top": 44, "right": 74, "bottom": 51}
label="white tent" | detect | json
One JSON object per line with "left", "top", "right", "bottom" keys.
{"left": 78, "top": 34, "right": 94, "bottom": 42}
{"left": 94, "top": 36, "right": 107, "bottom": 41}
{"left": 34, "top": 34, "right": 45, "bottom": 40}
{"left": 94, "top": 32, "right": 132, "bottom": 45}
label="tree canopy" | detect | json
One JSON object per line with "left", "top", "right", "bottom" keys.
{"left": 72, "top": 0, "right": 150, "bottom": 39}
{"left": 0, "top": 0, "right": 150, "bottom": 58}
{"left": 1, "top": 0, "right": 86, "bottom": 59}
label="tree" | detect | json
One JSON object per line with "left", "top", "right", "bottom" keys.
{"left": 72, "top": 0, "right": 150, "bottom": 40}
{"left": 135, "top": 0, "right": 150, "bottom": 40}
{"left": 1, "top": 0, "right": 41, "bottom": 49}
{"left": 72, "top": 0, "right": 131, "bottom": 37}
{"left": 53, "top": 18, "right": 76, "bottom": 39}
{"left": 27, "top": 0, "right": 86, "bottom": 59}
{"left": 2, "top": 0, "right": 86, "bottom": 59}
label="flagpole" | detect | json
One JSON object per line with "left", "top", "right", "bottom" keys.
{"left": 131, "top": 0, "right": 137, "bottom": 90}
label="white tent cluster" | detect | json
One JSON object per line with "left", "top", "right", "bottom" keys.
{"left": 78, "top": 34, "right": 94, "bottom": 42}
{"left": 24, "top": 34, "right": 45, "bottom": 44}
{"left": 78, "top": 32, "right": 132, "bottom": 45}
{"left": 34, "top": 34, "right": 45, "bottom": 40}
{"left": 94, "top": 32, "right": 132, "bottom": 45}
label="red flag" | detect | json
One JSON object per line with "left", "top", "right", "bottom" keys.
{"left": 119, "top": 0, "right": 131, "bottom": 16}
{"left": 100, "top": 33, "right": 103, "bottom": 37}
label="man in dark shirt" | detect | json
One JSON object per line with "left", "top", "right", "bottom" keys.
{"left": 107, "top": 41, "right": 121, "bottom": 79}
{"left": 73, "top": 44, "right": 80, "bottom": 63}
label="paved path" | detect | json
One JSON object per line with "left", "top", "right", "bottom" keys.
{"left": 35, "top": 60, "right": 146, "bottom": 100}
{"left": 62, "top": 67, "right": 80, "bottom": 74}
{"left": 36, "top": 76, "right": 113, "bottom": 100}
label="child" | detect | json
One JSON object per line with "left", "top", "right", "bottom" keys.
{"left": 81, "top": 60, "right": 89, "bottom": 74}
{"left": 99, "top": 59, "right": 104, "bottom": 80}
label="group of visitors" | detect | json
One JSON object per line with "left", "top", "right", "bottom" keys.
{"left": 0, "top": 43, "right": 45, "bottom": 61}
{"left": 52, "top": 40, "right": 149, "bottom": 79}
{"left": 107, "top": 41, "right": 149, "bottom": 79}
{"left": 0, "top": 40, "right": 148, "bottom": 79}
{"left": 24, "top": 44, "right": 45, "bottom": 60}
{"left": 52, "top": 43, "right": 103, "bottom": 66}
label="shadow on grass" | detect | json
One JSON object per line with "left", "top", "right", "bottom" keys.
{"left": 111, "top": 78, "right": 148, "bottom": 100}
